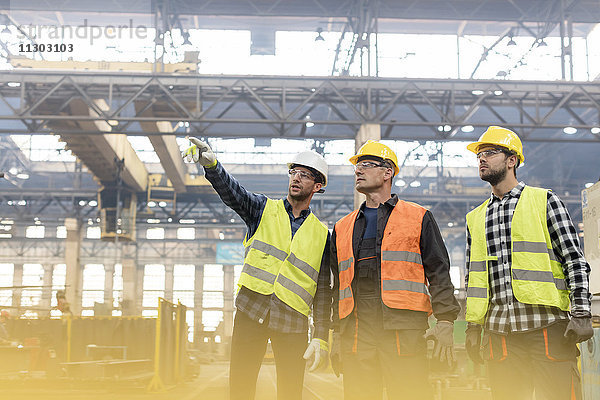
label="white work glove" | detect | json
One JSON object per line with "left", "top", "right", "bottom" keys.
{"left": 424, "top": 320, "right": 456, "bottom": 367}
{"left": 303, "top": 338, "right": 329, "bottom": 372}
{"left": 182, "top": 137, "right": 217, "bottom": 168}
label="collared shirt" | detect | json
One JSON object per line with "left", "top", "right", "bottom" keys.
{"left": 331, "top": 195, "right": 461, "bottom": 331}
{"left": 466, "top": 182, "right": 592, "bottom": 334}
{"left": 204, "top": 162, "right": 331, "bottom": 339}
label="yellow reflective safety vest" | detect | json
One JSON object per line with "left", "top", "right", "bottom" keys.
{"left": 238, "top": 199, "right": 328, "bottom": 317}
{"left": 465, "top": 186, "right": 570, "bottom": 325}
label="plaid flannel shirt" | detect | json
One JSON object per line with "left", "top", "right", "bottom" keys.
{"left": 466, "top": 182, "right": 592, "bottom": 334}
{"left": 204, "top": 162, "right": 331, "bottom": 340}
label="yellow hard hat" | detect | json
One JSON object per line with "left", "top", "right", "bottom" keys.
{"left": 466, "top": 126, "right": 524, "bottom": 163}
{"left": 349, "top": 140, "right": 399, "bottom": 176}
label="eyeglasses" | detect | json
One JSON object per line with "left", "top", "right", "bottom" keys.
{"left": 353, "top": 161, "right": 386, "bottom": 171}
{"left": 476, "top": 149, "right": 505, "bottom": 159}
{"left": 288, "top": 169, "right": 315, "bottom": 181}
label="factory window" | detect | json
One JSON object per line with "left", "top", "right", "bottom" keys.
{"left": 86, "top": 226, "right": 101, "bottom": 239}
{"left": 177, "top": 227, "right": 195, "bottom": 240}
{"left": 202, "top": 291, "right": 224, "bottom": 308}
{"left": 203, "top": 264, "right": 224, "bottom": 291}
{"left": 50, "top": 264, "right": 66, "bottom": 307}
{"left": 142, "top": 309, "right": 158, "bottom": 317}
{"left": 202, "top": 310, "right": 223, "bottom": 332}
{"left": 449, "top": 266, "right": 461, "bottom": 291}
{"left": 82, "top": 264, "right": 105, "bottom": 311}
{"left": 146, "top": 227, "right": 165, "bottom": 240}
{"left": 203, "top": 264, "right": 224, "bottom": 308}
{"left": 0, "top": 263, "right": 14, "bottom": 306}
{"left": 202, "top": 264, "right": 224, "bottom": 331}
{"left": 173, "top": 264, "right": 195, "bottom": 306}
{"left": 173, "top": 265, "right": 195, "bottom": 342}
{"left": 143, "top": 264, "right": 165, "bottom": 308}
{"left": 21, "top": 263, "right": 43, "bottom": 307}
{"left": 50, "top": 264, "right": 66, "bottom": 318}
{"left": 25, "top": 225, "right": 45, "bottom": 238}
{"left": 56, "top": 226, "right": 67, "bottom": 239}
{"left": 186, "top": 310, "right": 195, "bottom": 342}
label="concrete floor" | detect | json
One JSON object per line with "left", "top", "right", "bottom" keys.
{"left": 1, "top": 362, "right": 490, "bottom": 400}
{"left": 0, "top": 362, "right": 343, "bottom": 400}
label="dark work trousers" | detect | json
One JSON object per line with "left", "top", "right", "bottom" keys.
{"left": 340, "top": 277, "right": 432, "bottom": 400}
{"left": 484, "top": 320, "right": 581, "bottom": 400}
{"left": 229, "top": 310, "right": 307, "bottom": 400}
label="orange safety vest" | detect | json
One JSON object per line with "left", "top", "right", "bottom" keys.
{"left": 335, "top": 200, "right": 433, "bottom": 319}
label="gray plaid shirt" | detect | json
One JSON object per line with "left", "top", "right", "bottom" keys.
{"left": 466, "top": 182, "right": 592, "bottom": 334}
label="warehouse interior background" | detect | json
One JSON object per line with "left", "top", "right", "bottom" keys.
{"left": 0, "top": 1, "right": 600, "bottom": 399}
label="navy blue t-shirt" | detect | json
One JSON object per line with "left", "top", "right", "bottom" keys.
{"left": 362, "top": 206, "right": 378, "bottom": 239}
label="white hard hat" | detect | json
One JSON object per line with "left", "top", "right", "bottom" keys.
{"left": 287, "top": 151, "right": 328, "bottom": 187}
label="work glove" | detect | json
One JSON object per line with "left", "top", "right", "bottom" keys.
{"left": 303, "top": 338, "right": 329, "bottom": 372}
{"left": 564, "top": 316, "right": 594, "bottom": 343}
{"left": 329, "top": 331, "right": 342, "bottom": 377}
{"left": 182, "top": 137, "right": 217, "bottom": 168}
{"left": 424, "top": 320, "right": 455, "bottom": 367}
{"left": 465, "top": 324, "right": 484, "bottom": 364}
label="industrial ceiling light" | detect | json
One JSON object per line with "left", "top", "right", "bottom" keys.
{"left": 563, "top": 126, "right": 577, "bottom": 135}
{"left": 315, "top": 27, "right": 325, "bottom": 42}
{"left": 471, "top": 90, "right": 485, "bottom": 95}
{"left": 591, "top": 127, "right": 600, "bottom": 134}
{"left": 507, "top": 37, "right": 516, "bottom": 46}
{"left": 461, "top": 125, "right": 474, "bottom": 133}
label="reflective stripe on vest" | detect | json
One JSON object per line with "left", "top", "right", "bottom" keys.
{"left": 335, "top": 200, "right": 433, "bottom": 320}
{"left": 465, "top": 186, "right": 570, "bottom": 325}
{"left": 238, "top": 199, "right": 328, "bottom": 316}
{"left": 336, "top": 210, "right": 358, "bottom": 319}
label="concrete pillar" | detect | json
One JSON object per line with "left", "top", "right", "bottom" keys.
{"left": 11, "top": 263, "right": 23, "bottom": 311}
{"left": 165, "top": 264, "right": 174, "bottom": 302}
{"left": 40, "top": 264, "right": 54, "bottom": 316}
{"left": 354, "top": 123, "right": 381, "bottom": 209}
{"left": 104, "top": 263, "right": 114, "bottom": 311}
{"left": 194, "top": 265, "right": 204, "bottom": 344}
{"left": 223, "top": 265, "right": 234, "bottom": 338}
{"left": 121, "top": 257, "right": 138, "bottom": 316}
{"left": 136, "top": 265, "right": 145, "bottom": 311}
{"left": 65, "top": 217, "right": 83, "bottom": 315}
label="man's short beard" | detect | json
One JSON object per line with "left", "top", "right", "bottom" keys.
{"left": 481, "top": 165, "right": 508, "bottom": 186}
{"left": 288, "top": 190, "right": 311, "bottom": 201}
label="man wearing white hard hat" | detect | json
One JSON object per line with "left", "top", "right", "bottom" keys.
{"left": 183, "top": 138, "right": 331, "bottom": 400}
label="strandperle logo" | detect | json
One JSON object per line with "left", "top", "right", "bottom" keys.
{"left": 13, "top": 19, "right": 150, "bottom": 46}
